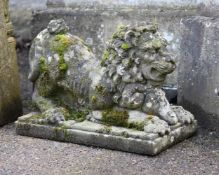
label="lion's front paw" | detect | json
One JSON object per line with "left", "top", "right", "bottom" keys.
{"left": 42, "top": 107, "right": 66, "bottom": 125}
{"left": 144, "top": 116, "right": 171, "bottom": 136}
{"left": 158, "top": 109, "right": 178, "bottom": 125}
{"left": 171, "top": 106, "right": 195, "bottom": 124}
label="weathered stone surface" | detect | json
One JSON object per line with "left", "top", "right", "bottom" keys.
{"left": 16, "top": 19, "right": 197, "bottom": 155}
{"left": 16, "top": 113, "right": 197, "bottom": 155}
{"left": 28, "top": 19, "right": 195, "bottom": 125}
{"left": 178, "top": 16, "right": 219, "bottom": 130}
{"left": 0, "top": 0, "right": 22, "bottom": 126}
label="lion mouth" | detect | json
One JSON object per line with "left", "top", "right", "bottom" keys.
{"left": 141, "top": 62, "right": 175, "bottom": 83}
{"left": 151, "top": 61, "right": 175, "bottom": 74}
{"left": 150, "top": 67, "right": 166, "bottom": 82}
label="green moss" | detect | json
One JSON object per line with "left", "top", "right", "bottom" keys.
{"left": 50, "top": 34, "right": 72, "bottom": 55}
{"left": 98, "top": 126, "right": 112, "bottom": 134}
{"left": 22, "top": 100, "right": 38, "bottom": 112}
{"left": 39, "top": 56, "right": 47, "bottom": 73}
{"left": 102, "top": 109, "right": 129, "bottom": 127}
{"left": 87, "top": 46, "right": 92, "bottom": 52}
{"left": 111, "top": 50, "right": 117, "bottom": 59}
{"left": 100, "top": 109, "right": 147, "bottom": 131}
{"left": 71, "top": 111, "right": 87, "bottom": 122}
{"left": 102, "top": 50, "right": 109, "bottom": 60}
{"left": 91, "top": 95, "right": 97, "bottom": 103}
{"left": 64, "top": 108, "right": 89, "bottom": 122}
{"left": 59, "top": 108, "right": 71, "bottom": 118}
{"left": 95, "top": 85, "right": 107, "bottom": 95}
{"left": 53, "top": 127, "right": 62, "bottom": 139}
{"left": 101, "top": 49, "right": 117, "bottom": 66}
{"left": 121, "top": 43, "right": 129, "bottom": 50}
{"left": 58, "top": 57, "right": 68, "bottom": 72}
{"left": 142, "top": 38, "right": 166, "bottom": 51}
{"left": 127, "top": 121, "right": 145, "bottom": 131}
{"left": 50, "top": 34, "right": 72, "bottom": 73}
{"left": 63, "top": 129, "right": 71, "bottom": 140}
{"left": 36, "top": 71, "right": 60, "bottom": 98}
{"left": 112, "top": 31, "right": 125, "bottom": 39}
{"left": 112, "top": 25, "right": 126, "bottom": 39}
{"left": 59, "top": 124, "right": 70, "bottom": 130}
{"left": 104, "top": 126, "right": 112, "bottom": 133}
{"left": 147, "top": 115, "right": 153, "bottom": 120}
{"left": 127, "top": 57, "right": 133, "bottom": 67}
{"left": 121, "top": 131, "right": 129, "bottom": 138}
{"left": 101, "top": 50, "right": 110, "bottom": 66}
{"left": 37, "top": 72, "right": 53, "bottom": 97}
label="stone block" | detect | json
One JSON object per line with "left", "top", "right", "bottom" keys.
{"left": 178, "top": 16, "right": 219, "bottom": 129}
{"left": 0, "top": 0, "right": 22, "bottom": 126}
{"left": 16, "top": 113, "right": 197, "bottom": 155}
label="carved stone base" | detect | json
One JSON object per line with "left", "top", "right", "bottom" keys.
{"left": 16, "top": 113, "right": 197, "bottom": 155}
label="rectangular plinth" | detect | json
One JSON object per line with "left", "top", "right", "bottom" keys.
{"left": 16, "top": 120, "right": 197, "bottom": 155}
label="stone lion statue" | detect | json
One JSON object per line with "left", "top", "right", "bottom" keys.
{"left": 28, "top": 19, "right": 194, "bottom": 135}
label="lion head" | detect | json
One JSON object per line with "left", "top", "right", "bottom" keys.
{"left": 101, "top": 24, "right": 176, "bottom": 88}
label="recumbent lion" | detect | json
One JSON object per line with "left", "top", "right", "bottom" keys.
{"left": 28, "top": 19, "right": 194, "bottom": 135}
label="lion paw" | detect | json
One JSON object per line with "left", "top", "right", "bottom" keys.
{"left": 171, "top": 106, "right": 195, "bottom": 124}
{"left": 144, "top": 116, "right": 171, "bottom": 136}
{"left": 157, "top": 108, "right": 178, "bottom": 125}
{"left": 42, "top": 107, "right": 66, "bottom": 125}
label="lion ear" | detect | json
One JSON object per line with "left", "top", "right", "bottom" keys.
{"left": 124, "top": 30, "right": 137, "bottom": 46}
{"left": 124, "top": 31, "right": 135, "bottom": 42}
{"left": 124, "top": 30, "right": 140, "bottom": 46}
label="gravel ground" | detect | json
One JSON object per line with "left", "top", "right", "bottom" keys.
{"left": 0, "top": 124, "right": 218, "bottom": 175}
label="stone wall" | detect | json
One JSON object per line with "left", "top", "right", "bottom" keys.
{"left": 0, "top": 0, "right": 22, "bottom": 126}
{"left": 8, "top": 0, "right": 47, "bottom": 104}
{"left": 178, "top": 16, "right": 219, "bottom": 129}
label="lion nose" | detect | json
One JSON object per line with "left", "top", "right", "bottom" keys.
{"left": 165, "top": 56, "right": 176, "bottom": 70}
{"left": 169, "top": 57, "right": 176, "bottom": 64}
{"left": 164, "top": 54, "right": 175, "bottom": 64}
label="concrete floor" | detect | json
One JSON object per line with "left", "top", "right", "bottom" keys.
{"left": 0, "top": 123, "right": 218, "bottom": 175}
